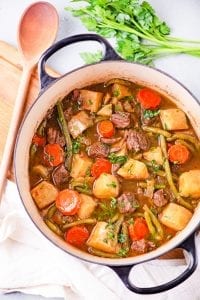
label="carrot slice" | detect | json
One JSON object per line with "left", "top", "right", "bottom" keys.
{"left": 168, "top": 144, "right": 190, "bottom": 164}
{"left": 97, "top": 120, "right": 115, "bottom": 138}
{"left": 56, "top": 189, "right": 81, "bottom": 216}
{"left": 32, "top": 134, "right": 46, "bottom": 147}
{"left": 65, "top": 226, "right": 89, "bottom": 247}
{"left": 91, "top": 158, "right": 112, "bottom": 178}
{"left": 137, "top": 88, "right": 161, "bottom": 109}
{"left": 43, "top": 143, "right": 64, "bottom": 167}
{"left": 129, "top": 218, "right": 149, "bottom": 241}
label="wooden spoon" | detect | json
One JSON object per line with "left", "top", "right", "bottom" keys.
{"left": 0, "top": 2, "right": 58, "bottom": 200}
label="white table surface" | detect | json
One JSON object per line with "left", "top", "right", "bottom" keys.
{"left": 0, "top": 0, "right": 200, "bottom": 299}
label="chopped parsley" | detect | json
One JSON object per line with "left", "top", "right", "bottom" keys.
{"left": 113, "top": 89, "right": 120, "bottom": 97}
{"left": 72, "top": 139, "right": 81, "bottom": 154}
{"left": 151, "top": 159, "right": 161, "bottom": 172}
{"left": 106, "top": 181, "right": 117, "bottom": 188}
{"left": 118, "top": 233, "right": 127, "bottom": 243}
{"left": 108, "top": 153, "right": 127, "bottom": 164}
{"left": 143, "top": 109, "right": 160, "bottom": 119}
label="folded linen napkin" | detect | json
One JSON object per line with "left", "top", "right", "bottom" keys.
{"left": 0, "top": 180, "right": 200, "bottom": 300}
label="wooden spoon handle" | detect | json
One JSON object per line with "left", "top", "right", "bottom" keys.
{"left": 0, "top": 65, "right": 33, "bottom": 200}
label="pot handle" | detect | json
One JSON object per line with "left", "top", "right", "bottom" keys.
{"left": 38, "top": 33, "right": 122, "bottom": 90}
{"left": 110, "top": 231, "right": 198, "bottom": 294}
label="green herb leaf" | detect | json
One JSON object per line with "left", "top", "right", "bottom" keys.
{"left": 80, "top": 50, "right": 103, "bottom": 64}
{"left": 143, "top": 109, "right": 160, "bottom": 119}
{"left": 72, "top": 139, "right": 81, "bottom": 154}
{"left": 108, "top": 153, "right": 127, "bottom": 164}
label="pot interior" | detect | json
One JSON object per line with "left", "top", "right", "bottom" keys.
{"left": 15, "top": 61, "right": 200, "bottom": 266}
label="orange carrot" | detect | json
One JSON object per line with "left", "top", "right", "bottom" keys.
{"left": 137, "top": 88, "right": 161, "bottom": 109}
{"left": 43, "top": 143, "right": 64, "bottom": 167}
{"left": 97, "top": 120, "right": 115, "bottom": 138}
{"left": 129, "top": 218, "right": 149, "bottom": 241}
{"left": 32, "top": 134, "right": 46, "bottom": 147}
{"left": 91, "top": 158, "right": 112, "bottom": 178}
{"left": 65, "top": 226, "right": 89, "bottom": 247}
{"left": 56, "top": 189, "right": 81, "bottom": 216}
{"left": 168, "top": 144, "right": 190, "bottom": 164}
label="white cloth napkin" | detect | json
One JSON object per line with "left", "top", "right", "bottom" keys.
{"left": 0, "top": 180, "right": 200, "bottom": 300}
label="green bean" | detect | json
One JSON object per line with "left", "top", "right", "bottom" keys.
{"left": 74, "top": 186, "right": 93, "bottom": 195}
{"left": 114, "top": 215, "right": 124, "bottom": 241}
{"left": 175, "top": 139, "right": 196, "bottom": 153}
{"left": 110, "top": 213, "right": 120, "bottom": 223}
{"left": 160, "top": 135, "right": 192, "bottom": 210}
{"left": 37, "top": 120, "right": 46, "bottom": 136}
{"left": 132, "top": 212, "right": 144, "bottom": 217}
{"left": 56, "top": 101, "right": 72, "bottom": 170}
{"left": 144, "top": 205, "right": 164, "bottom": 240}
{"left": 46, "top": 204, "right": 57, "bottom": 219}
{"left": 62, "top": 218, "right": 97, "bottom": 230}
{"left": 88, "top": 247, "right": 119, "bottom": 258}
{"left": 45, "top": 219, "right": 63, "bottom": 236}
{"left": 144, "top": 211, "right": 156, "bottom": 237}
{"left": 167, "top": 133, "right": 200, "bottom": 151}
{"left": 142, "top": 126, "right": 171, "bottom": 138}
{"left": 121, "top": 222, "right": 130, "bottom": 252}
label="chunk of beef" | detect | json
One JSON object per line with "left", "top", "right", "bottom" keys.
{"left": 100, "top": 137, "right": 121, "bottom": 144}
{"left": 131, "top": 239, "right": 156, "bottom": 253}
{"left": 87, "top": 142, "right": 109, "bottom": 158}
{"left": 153, "top": 189, "right": 173, "bottom": 207}
{"left": 52, "top": 164, "right": 69, "bottom": 187}
{"left": 64, "top": 107, "right": 73, "bottom": 121}
{"left": 131, "top": 239, "right": 146, "bottom": 253}
{"left": 111, "top": 112, "right": 131, "bottom": 128}
{"left": 72, "top": 89, "right": 80, "bottom": 101}
{"left": 126, "top": 130, "right": 149, "bottom": 152}
{"left": 47, "top": 127, "right": 65, "bottom": 147}
{"left": 117, "top": 192, "right": 139, "bottom": 213}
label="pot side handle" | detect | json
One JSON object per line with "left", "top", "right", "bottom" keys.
{"left": 38, "top": 33, "right": 122, "bottom": 90}
{"left": 110, "top": 231, "right": 198, "bottom": 294}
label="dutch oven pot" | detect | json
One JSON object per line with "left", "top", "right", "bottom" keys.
{"left": 14, "top": 34, "right": 200, "bottom": 294}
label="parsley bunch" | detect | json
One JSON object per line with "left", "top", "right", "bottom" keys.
{"left": 66, "top": 0, "right": 200, "bottom": 65}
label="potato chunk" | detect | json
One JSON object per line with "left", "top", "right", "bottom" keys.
{"left": 97, "top": 104, "right": 112, "bottom": 117}
{"left": 93, "top": 173, "right": 120, "bottom": 199}
{"left": 87, "top": 221, "right": 119, "bottom": 253}
{"left": 31, "top": 181, "right": 58, "bottom": 209}
{"left": 80, "top": 89, "right": 103, "bottom": 112}
{"left": 112, "top": 83, "right": 132, "bottom": 100}
{"left": 70, "top": 153, "right": 93, "bottom": 178}
{"left": 179, "top": 170, "right": 200, "bottom": 199}
{"left": 117, "top": 159, "right": 149, "bottom": 180}
{"left": 143, "top": 147, "right": 163, "bottom": 165}
{"left": 160, "top": 109, "right": 188, "bottom": 130}
{"left": 159, "top": 203, "right": 192, "bottom": 231}
{"left": 77, "top": 194, "right": 97, "bottom": 219}
{"left": 68, "top": 111, "right": 93, "bottom": 139}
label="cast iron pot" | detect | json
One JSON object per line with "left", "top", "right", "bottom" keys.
{"left": 14, "top": 34, "right": 200, "bottom": 294}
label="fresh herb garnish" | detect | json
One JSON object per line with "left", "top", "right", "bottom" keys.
{"left": 143, "top": 109, "right": 160, "bottom": 119}
{"left": 113, "top": 89, "right": 120, "bottom": 97}
{"left": 150, "top": 159, "right": 161, "bottom": 172}
{"left": 107, "top": 181, "right": 117, "bottom": 188}
{"left": 80, "top": 50, "right": 103, "bottom": 64}
{"left": 66, "top": 0, "right": 200, "bottom": 65}
{"left": 118, "top": 233, "right": 127, "bottom": 243}
{"left": 108, "top": 153, "right": 127, "bottom": 164}
{"left": 117, "top": 247, "right": 129, "bottom": 257}
{"left": 72, "top": 139, "right": 81, "bottom": 154}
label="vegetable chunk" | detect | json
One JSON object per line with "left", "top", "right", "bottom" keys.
{"left": 31, "top": 181, "right": 58, "bottom": 209}
{"left": 70, "top": 153, "right": 92, "bottom": 178}
{"left": 97, "top": 104, "right": 112, "bottom": 117}
{"left": 160, "top": 109, "right": 188, "bottom": 130}
{"left": 117, "top": 159, "right": 149, "bottom": 179}
{"left": 77, "top": 194, "right": 97, "bottom": 219}
{"left": 143, "top": 147, "right": 163, "bottom": 165}
{"left": 68, "top": 111, "right": 93, "bottom": 139}
{"left": 112, "top": 83, "right": 132, "bottom": 100}
{"left": 93, "top": 173, "right": 120, "bottom": 199}
{"left": 179, "top": 170, "right": 200, "bottom": 198}
{"left": 87, "top": 221, "right": 119, "bottom": 253}
{"left": 80, "top": 89, "right": 103, "bottom": 112}
{"left": 159, "top": 203, "right": 192, "bottom": 231}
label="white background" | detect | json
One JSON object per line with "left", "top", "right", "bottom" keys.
{"left": 0, "top": 1, "right": 200, "bottom": 299}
